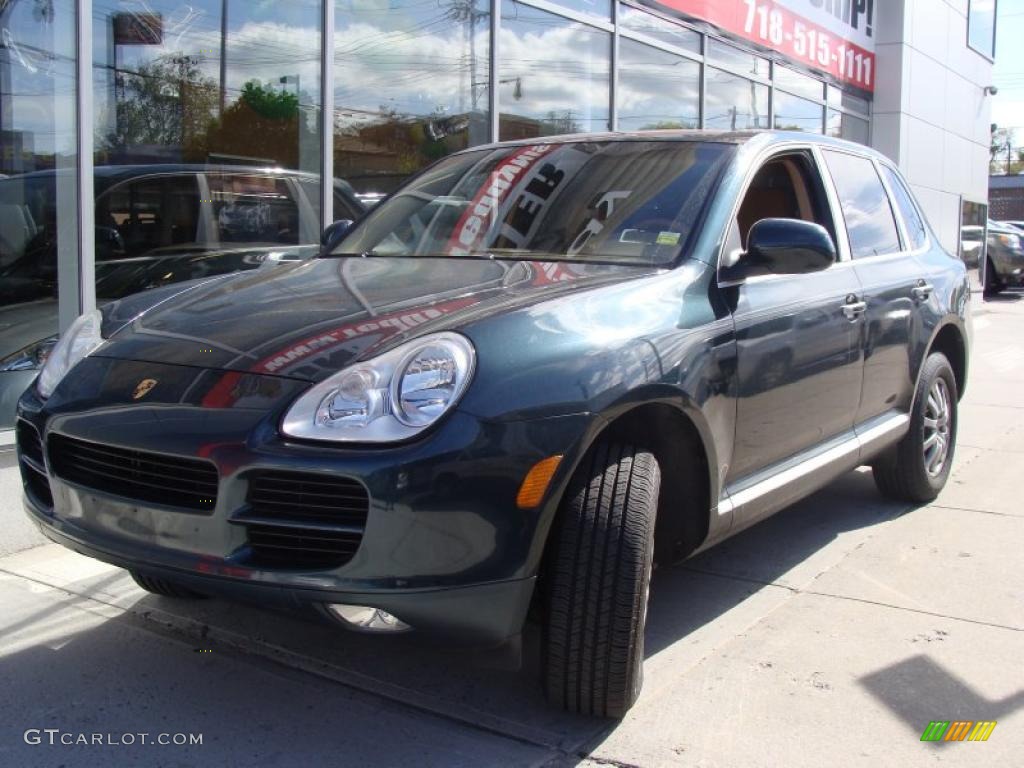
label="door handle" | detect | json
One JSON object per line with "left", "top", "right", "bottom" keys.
{"left": 912, "top": 281, "right": 934, "bottom": 302}
{"left": 841, "top": 298, "right": 867, "bottom": 321}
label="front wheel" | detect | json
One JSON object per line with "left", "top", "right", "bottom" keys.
{"left": 130, "top": 570, "right": 206, "bottom": 599}
{"left": 541, "top": 440, "right": 660, "bottom": 718}
{"left": 873, "top": 352, "right": 958, "bottom": 503}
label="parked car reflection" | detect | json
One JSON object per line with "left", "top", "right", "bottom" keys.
{"left": 0, "top": 165, "right": 364, "bottom": 428}
{"left": 978, "top": 221, "right": 1024, "bottom": 296}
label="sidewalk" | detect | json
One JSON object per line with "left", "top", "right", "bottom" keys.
{"left": 0, "top": 294, "right": 1021, "bottom": 767}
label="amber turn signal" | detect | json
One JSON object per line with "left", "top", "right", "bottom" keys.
{"left": 516, "top": 455, "right": 563, "bottom": 509}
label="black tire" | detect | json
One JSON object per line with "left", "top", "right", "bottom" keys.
{"left": 983, "top": 258, "right": 1004, "bottom": 297}
{"left": 873, "top": 352, "right": 958, "bottom": 503}
{"left": 541, "top": 440, "right": 660, "bottom": 718}
{"left": 130, "top": 570, "right": 206, "bottom": 599}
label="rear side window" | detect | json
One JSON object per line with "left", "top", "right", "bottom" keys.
{"left": 881, "top": 165, "right": 928, "bottom": 250}
{"left": 99, "top": 174, "right": 201, "bottom": 260}
{"left": 822, "top": 151, "right": 901, "bottom": 258}
{"left": 206, "top": 173, "right": 301, "bottom": 245}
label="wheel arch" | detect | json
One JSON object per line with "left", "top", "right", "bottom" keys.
{"left": 922, "top": 321, "right": 968, "bottom": 402}
{"left": 538, "top": 390, "right": 719, "bottom": 570}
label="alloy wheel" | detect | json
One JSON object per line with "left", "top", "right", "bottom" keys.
{"left": 923, "top": 377, "right": 952, "bottom": 477}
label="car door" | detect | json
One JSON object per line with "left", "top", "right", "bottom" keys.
{"left": 821, "top": 151, "right": 922, "bottom": 429}
{"left": 724, "top": 149, "right": 865, "bottom": 483}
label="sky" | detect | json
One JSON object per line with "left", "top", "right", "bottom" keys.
{"left": 991, "top": 1, "right": 1024, "bottom": 138}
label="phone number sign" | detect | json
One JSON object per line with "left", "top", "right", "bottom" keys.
{"left": 653, "top": 0, "right": 876, "bottom": 93}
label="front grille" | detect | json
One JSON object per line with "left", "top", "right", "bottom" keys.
{"left": 16, "top": 420, "right": 44, "bottom": 467}
{"left": 16, "top": 420, "right": 52, "bottom": 510}
{"left": 248, "top": 471, "right": 369, "bottom": 525}
{"left": 47, "top": 434, "right": 218, "bottom": 513}
{"left": 22, "top": 462, "right": 54, "bottom": 509}
{"left": 239, "top": 471, "right": 369, "bottom": 569}
{"left": 245, "top": 523, "right": 364, "bottom": 570}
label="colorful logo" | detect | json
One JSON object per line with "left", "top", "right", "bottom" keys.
{"left": 132, "top": 378, "right": 158, "bottom": 400}
{"left": 921, "top": 721, "right": 997, "bottom": 742}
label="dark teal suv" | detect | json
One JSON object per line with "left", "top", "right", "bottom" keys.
{"left": 17, "top": 132, "right": 971, "bottom": 717}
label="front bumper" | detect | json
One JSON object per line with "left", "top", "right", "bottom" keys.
{"left": 27, "top": 508, "right": 536, "bottom": 643}
{"left": 17, "top": 356, "right": 594, "bottom": 644}
{"left": 991, "top": 252, "right": 1024, "bottom": 285}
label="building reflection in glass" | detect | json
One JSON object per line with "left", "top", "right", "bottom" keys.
{"left": 334, "top": 0, "right": 491, "bottom": 199}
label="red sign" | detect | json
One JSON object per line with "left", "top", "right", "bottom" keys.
{"left": 655, "top": 0, "right": 876, "bottom": 92}
{"left": 112, "top": 13, "right": 163, "bottom": 46}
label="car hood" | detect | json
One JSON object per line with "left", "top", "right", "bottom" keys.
{"left": 95, "top": 256, "right": 656, "bottom": 382}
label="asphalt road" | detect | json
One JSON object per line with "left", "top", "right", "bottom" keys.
{"left": 0, "top": 291, "right": 1021, "bottom": 767}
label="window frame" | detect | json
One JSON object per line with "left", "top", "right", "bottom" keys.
{"left": 967, "top": 0, "right": 998, "bottom": 62}
{"left": 96, "top": 172, "right": 204, "bottom": 260}
{"left": 876, "top": 161, "right": 932, "bottom": 256}
{"left": 717, "top": 142, "right": 848, "bottom": 284}
{"left": 818, "top": 146, "right": 905, "bottom": 262}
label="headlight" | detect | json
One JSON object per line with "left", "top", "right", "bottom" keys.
{"left": 996, "top": 233, "right": 1022, "bottom": 249}
{"left": 281, "top": 331, "right": 475, "bottom": 443}
{"left": 0, "top": 335, "right": 58, "bottom": 373}
{"left": 36, "top": 310, "right": 104, "bottom": 399}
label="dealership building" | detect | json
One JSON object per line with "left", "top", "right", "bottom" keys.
{"left": 0, "top": 0, "right": 998, "bottom": 433}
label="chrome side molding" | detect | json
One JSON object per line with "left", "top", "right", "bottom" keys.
{"left": 715, "top": 411, "right": 911, "bottom": 520}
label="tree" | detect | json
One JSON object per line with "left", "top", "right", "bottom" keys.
{"left": 99, "top": 55, "right": 218, "bottom": 157}
{"left": 540, "top": 110, "right": 581, "bottom": 136}
{"left": 990, "top": 126, "right": 1019, "bottom": 175}
{"left": 204, "top": 80, "right": 309, "bottom": 168}
{"left": 235, "top": 81, "right": 299, "bottom": 121}
{"left": 640, "top": 120, "right": 698, "bottom": 130}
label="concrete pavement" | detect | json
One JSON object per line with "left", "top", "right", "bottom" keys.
{"left": 0, "top": 292, "right": 1021, "bottom": 767}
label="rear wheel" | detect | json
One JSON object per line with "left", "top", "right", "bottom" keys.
{"left": 873, "top": 352, "right": 958, "bottom": 503}
{"left": 541, "top": 440, "right": 659, "bottom": 718}
{"left": 130, "top": 570, "right": 206, "bottom": 599}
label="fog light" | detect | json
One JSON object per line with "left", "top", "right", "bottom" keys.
{"left": 325, "top": 603, "right": 410, "bottom": 633}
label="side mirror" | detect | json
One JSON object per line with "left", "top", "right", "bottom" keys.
{"left": 731, "top": 218, "right": 836, "bottom": 278}
{"left": 321, "top": 219, "right": 355, "bottom": 254}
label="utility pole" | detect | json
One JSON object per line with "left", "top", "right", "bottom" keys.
{"left": 219, "top": 0, "right": 228, "bottom": 115}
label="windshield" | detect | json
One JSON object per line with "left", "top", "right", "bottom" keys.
{"left": 329, "top": 140, "right": 735, "bottom": 266}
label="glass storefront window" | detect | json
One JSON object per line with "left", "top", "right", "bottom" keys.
{"left": 960, "top": 199, "right": 987, "bottom": 290}
{"left": 90, "top": 1, "right": 326, "bottom": 309}
{"left": 774, "top": 92, "right": 824, "bottom": 133}
{"left": 0, "top": 0, "right": 77, "bottom": 428}
{"left": 826, "top": 109, "right": 869, "bottom": 144}
{"left": 968, "top": 0, "right": 997, "bottom": 59}
{"left": 618, "top": 4, "right": 699, "bottom": 54}
{"left": 617, "top": 40, "right": 699, "bottom": 131}
{"left": 499, "top": 3, "right": 610, "bottom": 141}
{"left": 707, "top": 38, "right": 769, "bottom": 79}
{"left": 774, "top": 66, "right": 823, "bottom": 102}
{"left": 704, "top": 68, "right": 768, "bottom": 130}
{"left": 546, "top": 0, "right": 612, "bottom": 22}
{"left": 95, "top": 3, "right": 323, "bottom": 174}
{"left": 827, "top": 86, "right": 870, "bottom": 116}
{"left": 335, "top": 0, "right": 490, "bottom": 202}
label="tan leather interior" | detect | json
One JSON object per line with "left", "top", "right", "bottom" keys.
{"left": 736, "top": 157, "right": 818, "bottom": 248}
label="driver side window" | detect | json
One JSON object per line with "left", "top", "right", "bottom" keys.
{"left": 729, "top": 152, "right": 836, "bottom": 254}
